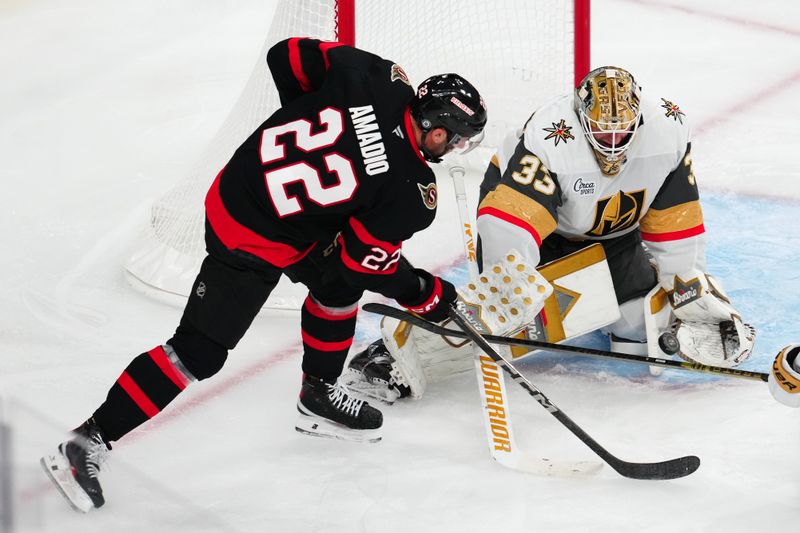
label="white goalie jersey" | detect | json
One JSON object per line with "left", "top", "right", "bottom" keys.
{"left": 477, "top": 93, "right": 704, "bottom": 282}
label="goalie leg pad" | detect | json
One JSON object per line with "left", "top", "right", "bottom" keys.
{"left": 601, "top": 297, "right": 647, "bottom": 343}
{"left": 342, "top": 340, "right": 405, "bottom": 405}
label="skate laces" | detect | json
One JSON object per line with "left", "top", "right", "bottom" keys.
{"left": 327, "top": 382, "right": 364, "bottom": 417}
{"left": 81, "top": 432, "right": 109, "bottom": 479}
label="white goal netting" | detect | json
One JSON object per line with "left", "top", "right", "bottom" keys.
{"left": 126, "top": 0, "right": 584, "bottom": 310}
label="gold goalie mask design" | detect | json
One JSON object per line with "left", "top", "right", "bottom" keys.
{"left": 574, "top": 66, "right": 642, "bottom": 176}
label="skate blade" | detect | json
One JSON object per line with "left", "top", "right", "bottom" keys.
{"left": 295, "top": 414, "right": 382, "bottom": 443}
{"left": 40, "top": 453, "right": 94, "bottom": 513}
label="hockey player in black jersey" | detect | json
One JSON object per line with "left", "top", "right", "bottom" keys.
{"left": 40, "top": 37, "right": 486, "bottom": 513}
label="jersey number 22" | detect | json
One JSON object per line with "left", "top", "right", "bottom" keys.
{"left": 260, "top": 107, "right": 357, "bottom": 217}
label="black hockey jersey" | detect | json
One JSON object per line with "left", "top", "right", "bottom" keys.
{"left": 205, "top": 38, "right": 437, "bottom": 299}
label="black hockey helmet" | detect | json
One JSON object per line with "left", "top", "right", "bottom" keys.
{"left": 410, "top": 73, "right": 487, "bottom": 162}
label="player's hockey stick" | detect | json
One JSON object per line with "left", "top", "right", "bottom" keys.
{"left": 362, "top": 302, "right": 768, "bottom": 383}
{"left": 444, "top": 300, "right": 700, "bottom": 480}
{"left": 448, "top": 166, "right": 601, "bottom": 477}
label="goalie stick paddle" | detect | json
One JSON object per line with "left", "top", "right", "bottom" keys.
{"left": 361, "top": 303, "right": 768, "bottom": 383}
{"left": 445, "top": 302, "right": 700, "bottom": 481}
{"left": 447, "top": 166, "right": 601, "bottom": 478}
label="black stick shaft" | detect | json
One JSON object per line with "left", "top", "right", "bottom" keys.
{"left": 362, "top": 302, "right": 768, "bottom": 382}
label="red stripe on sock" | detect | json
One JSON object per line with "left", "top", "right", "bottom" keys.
{"left": 117, "top": 371, "right": 160, "bottom": 418}
{"left": 148, "top": 346, "right": 189, "bottom": 390}
{"left": 301, "top": 331, "right": 353, "bottom": 352}
{"left": 303, "top": 296, "right": 358, "bottom": 320}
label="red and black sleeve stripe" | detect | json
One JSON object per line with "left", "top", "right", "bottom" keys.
{"left": 266, "top": 37, "right": 345, "bottom": 106}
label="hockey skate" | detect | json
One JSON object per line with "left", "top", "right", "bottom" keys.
{"left": 341, "top": 339, "right": 411, "bottom": 405}
{"left": 40, "top": 419, "right": 109, "bottom": 513}
{"left": 296, "top": 374, "right": 383, "bottom": 443}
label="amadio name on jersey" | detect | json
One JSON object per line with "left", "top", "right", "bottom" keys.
{"left": 349, "top": 105, "right": 389, "bottom": 176}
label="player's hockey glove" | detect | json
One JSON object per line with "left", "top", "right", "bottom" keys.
{"left": 768, "top": 344, "right": 800, "bottom": 408}
{"left": 663, "top": 270, "right": 755, "bottom": 368}
{"left": 397, "top": 269, "right": 458, "bottom": 324}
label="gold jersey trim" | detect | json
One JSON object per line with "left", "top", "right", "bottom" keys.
{"left": 479, "top": 184, "right": 557, "bottom": 240}
{"left": 640, "top": 200, "right": 703, "bottom": 235}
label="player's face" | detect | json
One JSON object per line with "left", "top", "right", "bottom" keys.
{"left": 591, "top": 130, "right": 631, "bottom": 149}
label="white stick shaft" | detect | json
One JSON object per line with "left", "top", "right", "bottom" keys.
{"left": 449, "top": 165, "right": 480, "bottom": 280}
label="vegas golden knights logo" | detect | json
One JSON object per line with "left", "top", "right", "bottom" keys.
{"left": 585, "top": 189, "right": 646, "bottom": 237}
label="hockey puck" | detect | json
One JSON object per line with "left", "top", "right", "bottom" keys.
{"left": 658, "top": 332, "right": 680, "bottom": 355}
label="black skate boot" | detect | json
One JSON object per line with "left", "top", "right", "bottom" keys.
{"left": 40, "top": 419, "right": 110, "bottom": 513}
{"left": 296, "top": 374, "right": 383, "bottom": 443}
{"left": 342, "top": 339, "right": 411, "bottom": 404}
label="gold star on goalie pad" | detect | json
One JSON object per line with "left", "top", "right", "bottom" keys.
{"left": 458, "top": 250, "right": 553, "bottom": 336}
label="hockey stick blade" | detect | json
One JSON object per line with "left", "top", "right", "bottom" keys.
{"left": 361, "top": 303, "right": 768, "bottom": 383}
{"left": 364, "top": 302, "right": 699, "bottom": 480}
{"left": 445, "top": 303, "right": 700, "bottom": 481}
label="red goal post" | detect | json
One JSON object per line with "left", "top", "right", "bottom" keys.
{"left": 125, "top": 0, "right": 591, "bottom": 309}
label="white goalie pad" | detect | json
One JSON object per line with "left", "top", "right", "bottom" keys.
{"left": 381, "top": 246, "right": 624, "bottom": 396}
{"left": 380, "top": 250, "right": 550, "bottom": 399}
{"left": 644, "top": 285, "right": 676, "bottom": 360}
{"left": 379, "top": 315, "right": 474, "bottom": 400}
{"left": 511, "top": 244, "right": 620, "bottom": 358}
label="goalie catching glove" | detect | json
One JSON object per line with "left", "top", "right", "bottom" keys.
{"left": 768, "top": 345, "right": 800, "bottom": 408}
{"left": 664, "top": 270, "right": 755, "bottom": 368}
{"left": 345, "top": 251, "right": 551, "bottom": 401}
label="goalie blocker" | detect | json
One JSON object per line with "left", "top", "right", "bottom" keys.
{"left": 346, "top": 244, "right": 627, "bottom": 400}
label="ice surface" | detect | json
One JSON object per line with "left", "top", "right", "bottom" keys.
{"left": 1, "top": 1, "right": 799, "bottom": 531}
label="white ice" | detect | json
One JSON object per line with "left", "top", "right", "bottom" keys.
{"left": 1, "top": 1, "right": 799, "bottom": 532}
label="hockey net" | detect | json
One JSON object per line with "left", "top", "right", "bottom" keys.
{"left": 125, "top": 0, "right": 589, "bottom": 310}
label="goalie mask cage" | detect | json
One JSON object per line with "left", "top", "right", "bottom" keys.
{"left": 125, "top": 0, "right": 591, "bottom": 310}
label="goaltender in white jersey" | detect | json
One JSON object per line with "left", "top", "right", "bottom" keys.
{"left": 347, "top": 66, "right": 758, "bottom": 402}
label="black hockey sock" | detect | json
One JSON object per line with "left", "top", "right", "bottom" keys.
{"left": 300, "top": 295, "right": 358, "bottom": 380}
{"left": 92, "top": 346, "right": 193, "bottom": 442}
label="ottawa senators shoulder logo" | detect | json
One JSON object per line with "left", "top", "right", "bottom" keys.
{"left": 391, "top": 64, "right": 411, "bottom": 86}
{"left": 543, "top": 119, "right": 575, "bottom": 146}
{"left": 585, "top": 189, "right": 646, "bottom": 237}
{"left": 418, "top": 182, "right": 437, "bottom": 210}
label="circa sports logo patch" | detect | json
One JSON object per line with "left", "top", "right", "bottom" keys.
{"left": 390, "top": 64, "right": 411, "bottom": 86}
{"left": 418, "top": 182, "right": 437, "bottom": 210}
{"left": 660, "top": 98, "right": 685, "bottom": 123}
{"left": 543, "top": 119, "right": 575, "bottom": 146}
{"left": 572, "top": 177, "right": 596, "bottom": 196}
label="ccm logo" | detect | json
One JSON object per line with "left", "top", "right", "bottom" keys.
{"left": 409, "top": 294, "right": 440, "bottom": 314}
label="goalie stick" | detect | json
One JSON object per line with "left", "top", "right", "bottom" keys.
{"left": 363, "top": 302, "right": 769, "bottom": 383}
{"left": 444, "top": 301, "right": 700, "bottom": 480}
{"left": 448, "top": 166, "right": 601, "bottom": 477}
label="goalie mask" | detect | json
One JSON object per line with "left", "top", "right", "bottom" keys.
{"left": 574, "top": 66, "right": 641, "bottom": 176}
{"left": 410, "top": 73, "right": 487, "bottom": 163}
